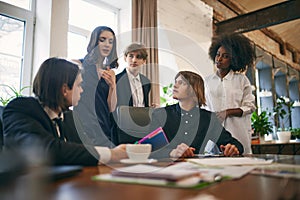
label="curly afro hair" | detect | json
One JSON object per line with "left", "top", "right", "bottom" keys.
{"left": 209, "top": 33, "right": 255, "bottom": 73}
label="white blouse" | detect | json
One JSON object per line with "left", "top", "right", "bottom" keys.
{"left": 205, "top": 70, "right": 256, "bottom": 154}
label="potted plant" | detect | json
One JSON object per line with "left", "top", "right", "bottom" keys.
{"left": 251, "top": 110, "right": 273, "bottom": 142}
{"left": 0, "top": 84, "right": 29, "bottom": 106}
{"left": 291, "top": 128, "right": 300, "bottom": 141}
{"left": 272, "top": 96, "right": 294, "bottom": 142}
{"left": 160, "top": 83, "right": 177, "bottom": 107}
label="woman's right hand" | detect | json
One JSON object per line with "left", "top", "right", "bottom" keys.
{"left": 101, "top": 67, "right": 116, "bottom": 88}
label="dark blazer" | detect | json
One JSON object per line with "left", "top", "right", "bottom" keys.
{"left": 111, "top": 69, "right": 151, "bottom": 144}
{"left": 149, "top": 103, "right": 244, "bottom": 158}
{"left": 3, "top": 97, "right": 99, "bottom": 166}
{"left": 116, "top": 69, "right": 151, "bottom": 107}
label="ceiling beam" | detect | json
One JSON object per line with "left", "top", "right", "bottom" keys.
{"left": 216, "top": 0, "right": 300, "bottom": 34}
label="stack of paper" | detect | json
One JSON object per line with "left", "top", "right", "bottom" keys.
{"left": 93, "top": 158, "right": 273, "bottom": 187}
{"left": 111, "top": 164, "right": 199, "bottom": 182}
{"left": 93, "top": 162, "right": 224, "bottom": 188}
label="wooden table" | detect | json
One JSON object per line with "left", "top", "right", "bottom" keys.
{"left": 252, "top": 140, "right": 300, "bottom": 155}
{"left": 2, "top": 155, "right": 300, "bottom": 200}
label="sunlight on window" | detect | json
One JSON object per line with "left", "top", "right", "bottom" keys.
{"left": 69, "top": 0, "right": 117, "bottom": 32}
{"left": 1, "top": 0, "right": 31, "bottom": 10}
{"left": 0, "top": 15, "right": 24, "bottom": 98}
{"left": 68, "top": 32, "right": 87, "bottom": 59}
{"left": 68, "top": 0, "right": 118, "bottom": 60}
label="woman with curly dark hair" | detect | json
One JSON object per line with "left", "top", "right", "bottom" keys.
{"left": 205, "top": 33, "right": 256, "bottom": 154}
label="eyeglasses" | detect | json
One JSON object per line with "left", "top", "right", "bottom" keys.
{"left": 175, "top": 80, "right": 188, "bottom": 86}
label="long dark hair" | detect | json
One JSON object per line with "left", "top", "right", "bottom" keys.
{"left": 84, "top": 26, "right": 118, "bottom": 68}
{"left": 33, "top": 57, "right": 80, "bottom": 111}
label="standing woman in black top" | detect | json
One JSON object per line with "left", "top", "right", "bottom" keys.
{"left": 74, "top": 26, "right": 119, "bottom": 146}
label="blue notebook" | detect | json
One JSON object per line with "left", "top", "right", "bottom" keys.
{"left": 138, "top": 127, "right": 169, "bottom": 151}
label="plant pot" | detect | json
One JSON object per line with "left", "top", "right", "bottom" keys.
{"left": 264, "top": 134, "right": 273, "bottom": 141}
{"left": 277, "top": 131, "right": 291, "bottom": 143}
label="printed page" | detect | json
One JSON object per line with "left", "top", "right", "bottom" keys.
{"left": 187, "top": 157, "right": 273, "bottom": 166}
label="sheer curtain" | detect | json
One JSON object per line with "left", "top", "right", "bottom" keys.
{"left": 132, "top": 0, "right": 160, "bottom": 106}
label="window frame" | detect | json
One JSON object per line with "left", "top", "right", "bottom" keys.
{"left": 0, "top": 0, "right": 35, "bottom": 92}
{"left": 67, "top": 0, "right": 120, "bottom": 59}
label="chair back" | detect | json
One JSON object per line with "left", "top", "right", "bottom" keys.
{"left": 0, "top": 106, "right": 4, "bottom": 151}
{"left": 115, "top": 106, "right": 154, "bottom": 144}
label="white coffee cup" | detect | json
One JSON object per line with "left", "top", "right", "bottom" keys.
{"left": 277, "top": 131, "right": 291, "bottom": 143}
{"left": 126, "top": 144, "right": 152, "bottom": 161}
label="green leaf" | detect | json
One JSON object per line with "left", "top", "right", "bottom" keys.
{"left": 0, "top": 84, "right": 30, "bottom": 106}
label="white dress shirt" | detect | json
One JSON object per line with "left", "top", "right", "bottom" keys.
{"left": 127, "top": 68, "right": 145, "bottom": 107}
{"left": 205, "top": 70, "right": 256, "bottom": 154}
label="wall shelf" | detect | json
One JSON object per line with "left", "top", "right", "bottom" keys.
{"left": 249, "top": 46, "right": 300, "bottom": 129}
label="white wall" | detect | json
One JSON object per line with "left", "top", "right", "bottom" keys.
{"left": 33, "top": 0, "right": 52, "bottom": 77}
{"left": 50, "top": 0, "right": 69, "bottom": 57}
{"left": 157, "top": 0, "right": 213, "bottom": 86}
{"left": 33, "top": 0, "right": 69, "bottom": 77}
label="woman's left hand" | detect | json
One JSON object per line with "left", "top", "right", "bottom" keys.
{"left": 220, "top": 144, "right": 240, "bottom": 156}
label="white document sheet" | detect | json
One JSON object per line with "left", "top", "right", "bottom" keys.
{"left": 187, "top": 157, "right": 273, "bottom": 166}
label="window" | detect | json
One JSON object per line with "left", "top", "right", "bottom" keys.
{"left": 0, "top": 15, "right": 24, "bottom": 91}
{"left": 1, "top": 0, "right": 32, "bottom": 10}
{"left": 0, "top": 1, "right": 35, "bottom": 98}
{"left": 67, "top": 0, "right": 119, "bottom": 59}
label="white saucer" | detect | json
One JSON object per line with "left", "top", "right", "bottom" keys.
{"left": 120, "top": 158, "right": 158, "bottom": 164}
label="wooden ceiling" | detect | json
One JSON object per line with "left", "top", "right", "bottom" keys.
{"left": 229, "top": 0, "right": 300, "bottom": 55}
{"left": 203, "top": 0, "right": 300, "bottom": 69}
